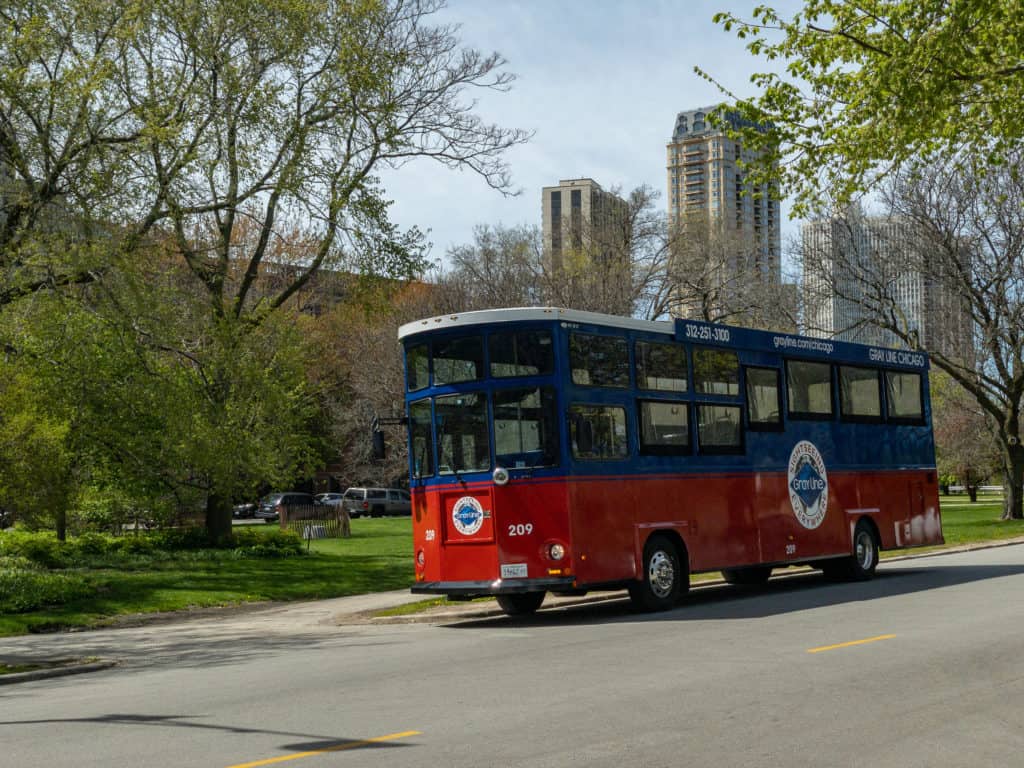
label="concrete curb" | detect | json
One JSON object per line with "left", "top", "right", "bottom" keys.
{"left": 0, "top": 660, "right": 118, "bottom": 686}
{"left": 369, "top": 536, "right": 1024, "bottom": 623}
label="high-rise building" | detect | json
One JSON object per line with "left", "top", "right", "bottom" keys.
{"left": 801, "top": 215, "right": 974, "bottom": 362}
{"left": 541, "top": 178, "right": 628, "bottom": 266}
{"left": 665, "top": 105, "right": 782, "bottom": 321}
{"left": 540, "top": 178, "right": 633, "bottom": 314}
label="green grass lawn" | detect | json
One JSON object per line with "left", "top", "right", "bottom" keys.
{"left": 0, "top": 518, "right": 413, "bottom": 637}
{"left": 2, "top": 498, "right": 1024, "bottom": 637}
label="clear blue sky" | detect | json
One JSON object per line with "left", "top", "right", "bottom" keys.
{"left": 380, "top": 0, "right": 800, "bottom": 270}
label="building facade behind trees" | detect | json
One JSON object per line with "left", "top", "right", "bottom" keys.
{"left": 801, "top": 214, "right": 974, "bottom": 364}
{"left": 540, "top": 178, "right": 632, "bottom": 315}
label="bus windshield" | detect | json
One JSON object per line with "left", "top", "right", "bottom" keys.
{"left": 427, "top": 387, "right": 560, "bottom": 477}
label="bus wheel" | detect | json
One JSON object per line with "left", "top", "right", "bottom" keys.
{"left": 629, "top": 534, "right": 686, "bottom": 612}
{"left": 849, "top": 520, "right": 879, "bottom": 580}
{"left": 496, "top": 592, "right": 545, "bottom": 616}
{"left": 721, "top": 566, "right": 772, "bottom": 586}
{"left": 823, "top": 521, "right": 879, "bottom": 581}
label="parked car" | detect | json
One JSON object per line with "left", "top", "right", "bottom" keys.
{"left": 314, "top": 493, "right": 345, "bottom": 507}
{"left": 256, "top": 492, "right": 317, "bottom": 523}
{"left": 232, "top": 502, "right": 257, "bottom": 519}
{"left": 341, "top": 487, "right": 411, "bottom": 518}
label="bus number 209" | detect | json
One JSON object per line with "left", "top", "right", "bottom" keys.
{"left": 508, "top": 523, "right": 534, "bottom": 536}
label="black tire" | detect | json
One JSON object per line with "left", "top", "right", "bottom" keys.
{"left": 721, "top": 566, "right": 772, "bottom": 586}
{"left": 371, "top": 505, "right": 385, "bottom": 518}
{"left": 822, "top": 520, "right": 879, "bottom": 581}
{"left": 629, "top": 534, "right": 687, "bottom": 612}
{"left": 496, "top": 592, "right": 545, "bottom": 616}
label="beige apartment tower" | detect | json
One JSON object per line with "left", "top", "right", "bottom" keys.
{"left": 666, "top": 106, "right": 783, "bottom": 321}
{"left": 540, "top": 178, "right": 631, "bottom": 315}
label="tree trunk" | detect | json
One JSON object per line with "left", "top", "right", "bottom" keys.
{"left": 1002, "top": 445, "right": 1024, "bottom": 520}
{"left": 56, "top": 507, "right": 67, "bottom": 542}
{"left": 967, "top": 485, "right": 978, "bottom": 503}
{"left": 206, "top": 492, "right": 233, "bottom": 542}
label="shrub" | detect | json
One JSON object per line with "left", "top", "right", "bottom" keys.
{"left": 117, "top": 536, "right": 157, "bottom": 555}
{"left": 71, "top": 532, "right": 116, "bottom": 556}
{"left": 232, "top": 528, "right": 304, "bottom": 558}
{"left": 0, "top": 568, "right": 94, "bottom": 613}
{"left": 0, "top": 530, "right": 64, "bottom": 568}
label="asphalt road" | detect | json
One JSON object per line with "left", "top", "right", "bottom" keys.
{"left": 3, "top": 544, "right": 1024, "bottom": 767}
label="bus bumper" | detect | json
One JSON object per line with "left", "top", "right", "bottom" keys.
{"left": 412, "top": 577, "right": 576, "bottom": 597}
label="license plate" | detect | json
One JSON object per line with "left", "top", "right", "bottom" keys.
{"left": 500, "top": 563, "right": 527, "bottom": 579}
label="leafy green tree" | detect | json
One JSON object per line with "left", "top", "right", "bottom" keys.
{"left": 0, "top": 363, "right": 73, "bottom": 537}
{"left": 931, "top": 372, "right": 1001, "bottom": 503}
{"left": 703, "top": 2, "right": 1024, "bottom": 215}
{"left": 2, "top": 0, "right": 529, "bottom": 539}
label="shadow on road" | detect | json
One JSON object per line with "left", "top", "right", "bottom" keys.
{"left": 0, "top": 712, "right": 418, "bottom": 755}
{"left": 447, "top": 560, "right": 1024, "bottom": 629}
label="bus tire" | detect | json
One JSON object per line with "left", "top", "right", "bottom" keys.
{"left": 721, "top": 566, "right": 772, "bottom": 586}
{"left": 497, "top": 592, "right": 545, "bottom": 616}
{"left": 822, "top": 520, "right": 879, "bottom": 581}
{"left": 848, "top": 519, "right": 879, "bottom": 580}
{"left": 629, "top": 534, "right": 686, "bottom": 612}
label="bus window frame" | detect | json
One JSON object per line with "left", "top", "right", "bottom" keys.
{"left": 569, "top": 402, "right": 631, "bottom": 461}
{"left": 634, "top": 338, "right": 689, "bottom": 394}
{"left": 785, "top": 358, "right": 835, "bottom": 421}
{"left": 568, "top": 330, "right": 631, "bottom": 389}
{"left": 696, "top": 402, "right": 746, "bottom": 455}
{"left": 636, "top": 398, "right": 693, "bottom": 456}
{"left": 838, "top": 364, "right": 884, "bottom": 424}
{"left": 884, "top": 369, "right": 927, "bottom": 425}
{"left": 405, "top": 342, "right": 430, "bottom": 392}
{"left": 744, "top": 366, "right": 784, "bottom": 432}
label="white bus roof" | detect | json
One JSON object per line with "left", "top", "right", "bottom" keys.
{"left": 397, "top": 307, "right": 674, "bottom": 341}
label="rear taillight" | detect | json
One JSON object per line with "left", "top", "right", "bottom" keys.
{"left": 362, "top": 501, "right": 369, "bottom": 509}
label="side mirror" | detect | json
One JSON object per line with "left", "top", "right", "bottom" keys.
{"left": 372, "top": 430, "right": 386, "bottom": 460}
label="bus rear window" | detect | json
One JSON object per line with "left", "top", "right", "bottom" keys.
{"left": 636, "top": 340, "right": 688, "bottom": 392}
{"left": 493, "top": 387, "right": 559, "bottom": 467}
{"left": 435, "top": 393, "right": 490, "bottom": 474}
{"left": 434, "top": 336, "right": 483, "bottom": 385}
{"left": 569, "top": 404, "right": 629, "bottom": 460}
{"left": 570, "top": 333, "right": 629, "bottom": 388}
{"left": 693, "top": 348, "right": 739, "bottom": 396}
{"left": 886, "top": 371, "right": 923, "bottom": 421}
{"left": 787, "top": 360, "right": 833, "bottom": 418}
{"left": 489, "top": 330, "right": 554, "bottom": 378}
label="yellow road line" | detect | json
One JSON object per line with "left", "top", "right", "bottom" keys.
{"left": 807, "top": 634, "right": 896, "bottom": 654}
{"left": 225, "top": 730, "right": 422, "bottom": 768}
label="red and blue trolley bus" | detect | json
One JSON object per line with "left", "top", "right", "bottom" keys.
{"left": 398, "top": 307, "right": 942, "bottom": 615}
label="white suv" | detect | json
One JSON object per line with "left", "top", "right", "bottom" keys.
{"left": 341, "top": 488, "right": 412, "bottom": 518}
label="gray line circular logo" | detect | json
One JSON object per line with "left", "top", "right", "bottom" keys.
{"left": 788, "top": 440, "right": 828, "bottom": 530}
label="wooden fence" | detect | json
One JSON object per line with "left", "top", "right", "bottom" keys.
{"left": 279, "top": 504, "right": 350, "bottom": 539}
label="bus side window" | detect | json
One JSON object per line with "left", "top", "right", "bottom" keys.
{"left": 885, "top": 370, "right": 924, "bottom": 423}
{"left": 697, "top": 404, "right": 744, "bottom": 453}
{"left": 570, "top": 404, "right": 629, "bottom": 460}
{"left": 693, "top": 348, "right": 739, "bottom": 396}
{"left": 786, "top": 360, "right": 833, "bottom": 419}
{"left": 638, "top": 400, "right": 690, "bottom": 455}
{"left": 570, "top": 333, "right": 629, "bottom": 388}
{"left": 839, "top": 365, "right": 882, "bottom": 421}
{"left": 745, "top": 367, "right": 782, "bottom": 430}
